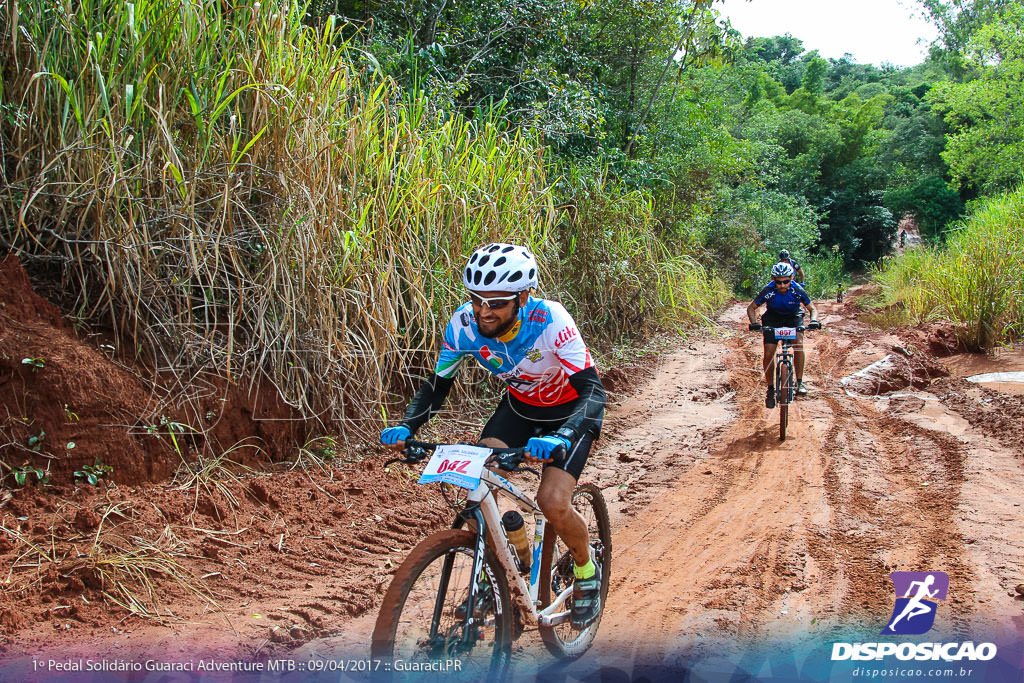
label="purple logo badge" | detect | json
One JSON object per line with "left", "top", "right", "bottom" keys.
{"left": 882, "top": 572, "right": 949, "bottom": 635}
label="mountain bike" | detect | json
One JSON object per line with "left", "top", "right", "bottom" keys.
{"left": 759, "top": 323, "right": 820, "bottom": 441}
{"left": 371, "top": 439, "right": 611, "bottom": 680}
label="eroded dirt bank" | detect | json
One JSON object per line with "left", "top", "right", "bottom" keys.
{"left": 2, "top": 279, "right": 1024, "bottom": 677}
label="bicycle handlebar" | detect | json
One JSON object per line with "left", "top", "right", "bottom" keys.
{"left": 751, "top": 323, "right": 822, "bottom": 333}
{"left": 384, "top": 438, "right": 556, "bottom": 475}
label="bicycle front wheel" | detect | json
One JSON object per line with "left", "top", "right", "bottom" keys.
{"left": 778, "top": 361, "right": 792, "bottom": 441}
{"left": 371, "top": 529, "right": 513, "bottom": 680}
{"left": 538, "top": 483, "right": 612, "bottom": 659}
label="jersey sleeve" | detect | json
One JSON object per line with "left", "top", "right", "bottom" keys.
{"left": 753, "top": 283, "right": 774, "bottom": 306}
{"left": 546, "top": 303, "right": 594, "bottom": 375}
{"left": 793, "top": 283, "right": 811, "bottom": 305}
{"left": 433, "top": 311, "right": 469, "bottom": 379}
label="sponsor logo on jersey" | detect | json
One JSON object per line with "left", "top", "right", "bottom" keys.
{"left": 460, "top": 311, "right": 473, "bottom": 327}
{"left": 480, "top": 345, "right": 503, "bottom": 369}
{"left": 526, "top": 348, "right": 542, "bottom": 362}
{"left": 553, "top": 325, "right": 578, "bottom": 349}
{"left": 528, "top": 309, "right": 548, "bottom": 323}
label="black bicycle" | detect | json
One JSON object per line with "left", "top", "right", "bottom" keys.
{"left": 752, "top": 323, "right": 820, "bottom": 440}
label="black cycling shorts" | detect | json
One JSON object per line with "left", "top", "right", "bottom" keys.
{"left": 480, "top": 394, "right": 601, "bottom": 481}
{"left": 761, "top": 310, "right": 804, "bottom": 344}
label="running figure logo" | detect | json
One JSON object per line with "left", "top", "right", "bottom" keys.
{"left": 882, "top": 572, "right": 949, "bottom": 635}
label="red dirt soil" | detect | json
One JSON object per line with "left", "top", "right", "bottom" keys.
{"left": 2, "top": 257, "right": 1023, "bottom": 677}
{"left": 0, "top": 253, "right": 458, "bottom": 662}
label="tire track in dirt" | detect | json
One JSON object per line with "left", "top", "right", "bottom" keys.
{"left": 297, "top": 295, "right": 1024, "bottom": 670}
{"left": 589, "top": 298, "right": 1022, "bottom": 664}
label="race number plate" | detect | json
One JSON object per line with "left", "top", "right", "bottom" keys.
{"left": 774, "top": 326, "right": 798, "bottom": 340}
{"left": 418, "top": 444, "right": 490, "bottom": 490}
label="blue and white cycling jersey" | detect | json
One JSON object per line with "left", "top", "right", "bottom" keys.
{"left": 434, "top": 297, "right": 595, "bottom": 407}
{"left": 753, "top": 281, "right": 811, "bottom": 315}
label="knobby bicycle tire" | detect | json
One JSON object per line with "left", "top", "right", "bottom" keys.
{"left": 537, "top": 483, "right": 612, "bottom": 659}
{"left": 778, "top": 361, "right": 792, "bottom": 441}
{"left": 371, "top": 529, "right": 513, "bottom": 680}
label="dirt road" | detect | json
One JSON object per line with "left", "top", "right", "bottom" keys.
{"left": 3, "top": 289, "right": 1024, "bottom": 679}
{"left": 587, "top": 299, "right": 1024, "bottom": 670}
{"left": 295, "top": 295, "right": 1024, "bottom": 675}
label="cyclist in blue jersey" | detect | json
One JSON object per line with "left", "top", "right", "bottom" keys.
{"left": 747, "top": 262, "right": 821, "bottom": 407}
{"left": 380, "top": 243, "right": 607, "bottom": 628}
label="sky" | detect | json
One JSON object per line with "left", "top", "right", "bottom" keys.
{"left": 716, "top": 0, "right": 940, "bottom": 67}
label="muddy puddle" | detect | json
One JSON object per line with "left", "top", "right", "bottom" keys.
{"left": 942, "top": 347, "right": 1024, "bottom": 394}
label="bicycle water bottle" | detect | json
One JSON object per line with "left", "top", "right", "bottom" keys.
{"left": 501, "top": 510, "right": 531, "bottom": 573}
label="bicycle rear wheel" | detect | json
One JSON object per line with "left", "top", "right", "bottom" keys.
{"left": 538, "top": 483, "right": 612, "bottom": 659}
{"left": 371, "top": 529, "right": 513, "bottom": 680}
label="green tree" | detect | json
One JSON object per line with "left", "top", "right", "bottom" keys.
{"left": 918, "top": 0, "right": 1017, "bottom": 79}
{"left": 884, "top": 176, "right": 965, "bottom": 238}
{"left": 801, "top": 52, "right": 827, "bottom": 96}
{"left": 928, "top": 4, "right": 1024, "bottom": 193}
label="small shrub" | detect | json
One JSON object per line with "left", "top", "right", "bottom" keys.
{"left": 75, "top": 459, "right": 113, "bottom": 486}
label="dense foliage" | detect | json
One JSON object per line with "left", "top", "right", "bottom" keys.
{"left": 0, "top": 0, "right": 722, "bottom": 436}
{"left": 2, "top": 0, "right": 1022, "bottom": 431}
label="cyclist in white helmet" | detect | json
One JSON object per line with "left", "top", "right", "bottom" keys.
{"left": 381, "top": 243, "right": 607, "bottom": 628}
{"left": 747, "top": 262, "right": 820, "bottom": 406}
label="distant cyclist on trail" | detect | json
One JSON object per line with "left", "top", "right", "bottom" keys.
{"left": 746, "top": 262, "right": 820, "bottom": 407}
{"left": 778, "top": 249, "right": 805, "bottom": 285}
{"left": 380, "top": 243, "right": 607, "bottom": 628}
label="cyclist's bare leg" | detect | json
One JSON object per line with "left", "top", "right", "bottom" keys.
{"left": 537, "top": 468, "right": 590, "bottom": 565}
{"left": 479, "top": 437, "right": 589, "bottom": 564}
{"left": 794, "top": 331, "right": 805, "bottom": 381}
{"left": 763, "top": 342, "right": 778, "bottom": 386}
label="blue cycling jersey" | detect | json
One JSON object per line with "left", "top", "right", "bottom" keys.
{"left": 753, "top": 281, "right": 811, "bottom": 315}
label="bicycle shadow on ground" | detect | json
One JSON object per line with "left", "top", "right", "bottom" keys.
{"left": 716, "top": 424, "right": 787, "bottom": 457}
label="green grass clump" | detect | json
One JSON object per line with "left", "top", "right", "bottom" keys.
{"left": 872, "top": 246, "right": 942, "bottom": 324}
{"left": 873, "top": 186, "right": 1024, "bottom": 348}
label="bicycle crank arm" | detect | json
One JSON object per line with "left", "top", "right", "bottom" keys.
{"left": 537, "top": 585, "right": 574, "bottom": 626}
{"left": 539, "top": 611, "right": 572, "bottom": 627}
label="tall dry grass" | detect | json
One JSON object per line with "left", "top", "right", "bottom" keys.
{"left": 2, "top": 0, "right": 722, "bottom": 441}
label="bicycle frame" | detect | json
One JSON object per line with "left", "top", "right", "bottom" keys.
{"left": 454, "top": 469, "right": 574, "bottom": 633}
{"left": 774, "top": 339, "right": 796, "bottom": 405}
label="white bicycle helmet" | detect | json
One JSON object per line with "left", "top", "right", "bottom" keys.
{"left": 771, "top": 262, "right": 795, "bottom": 278}
{"left": 463, "top": 243, "right": 538, "bottom": 292}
